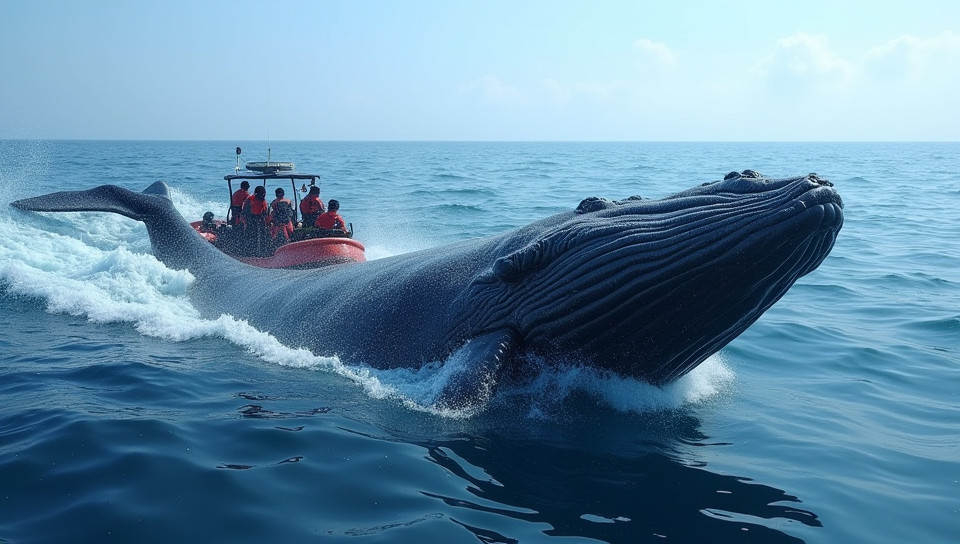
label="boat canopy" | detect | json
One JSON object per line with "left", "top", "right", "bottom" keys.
{"left": 225, "top": 172, "right": 320, "bottom": 182}
{"left": 245, "top": 161, "right": 295, "bottom": 174}
{"left": 223, "top": 171, "right": 320, "bottom": 224}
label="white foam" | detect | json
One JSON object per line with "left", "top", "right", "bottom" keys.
{"left": 493, "top": 355, "right": 735, "bottom": 417}
{"left": 329, "top": 352, "right": 735, "bottom": 419}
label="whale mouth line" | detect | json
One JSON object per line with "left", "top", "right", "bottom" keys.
{"left": 710, "top": 183, "right": 843, "bottom": 245}
{"left": 598, "top": 183, "right": 843, "bottom": 265}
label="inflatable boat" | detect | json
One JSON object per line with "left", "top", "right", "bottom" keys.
{"left": 190, "top": 147, "right": 366, "bottom": 269}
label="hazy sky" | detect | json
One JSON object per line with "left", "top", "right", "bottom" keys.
{"left": 2, "top": 0, "right": 958, "bottom": 141}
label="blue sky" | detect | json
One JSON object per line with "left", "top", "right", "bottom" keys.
{"left": 2, "top": 0, "right": 958, "bottom": 140}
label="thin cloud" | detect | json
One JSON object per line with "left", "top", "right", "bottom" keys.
{"left": 754, "top": 32, "right": 855, "bottom": 91}
{"left": 537, "top": 39, "right": 676, "bottom": 107}
{"left": 459, "top": 75, "right": 522, "bottom": 104}
{"left": 460, "top": 30, "right": 957, "bottom": 140}
{"left": 863, "top": 31, "right": 960, "bottom": 84}
{"left": 632, "top": 38, "right": 678, "bottom": 67}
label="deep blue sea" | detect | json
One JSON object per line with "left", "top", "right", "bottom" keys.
{"left": 0, "top": 141, "right": 957, "bottom": 543}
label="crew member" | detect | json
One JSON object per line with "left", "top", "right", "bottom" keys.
{"left": 299, "top": 185, "right": 324, "bottom": 227}
{"left": 242, "top": 185, "right": 270, "bottom": 254}
{"left": 315, "top": 199, "right": 347, "bottom": 233}
{"left": 269, "top": 187, "right": 295, "bottom": 243}
{"left": 229, "top": 181, "right": 250, "bottom": 226}
{"left": 199, "top": 211, "right": 218, "bottom": 233}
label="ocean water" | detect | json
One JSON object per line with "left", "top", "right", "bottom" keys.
{"left": 0, "top": 140, "right": 957, "bottom": 543}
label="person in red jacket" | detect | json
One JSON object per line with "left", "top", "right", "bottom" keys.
{"left": 269, "top": 187, "right": 295, "bottom": 243}
{"left": 242, "top": 185, "right": 270, "bottom": 254}
{"left": 299, "top": 185, "right": 325, "bottom": 227}
{"left": 243, "top": 185, "right": 269, "bottom": 219}
{"left": 315, "top": 199, "right": 347, "bottom": 233}
{"left": 229, "top": 181, "right": 250, "bottom": 226}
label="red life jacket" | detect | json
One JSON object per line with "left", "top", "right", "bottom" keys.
{"left": 231, "top": 189, "right": 250, "bottom": 208}
{"left": 229, "top": 189, "right": 250, "bottom": 225}
{"left": 315, "top": 211, "right": 346, "bottom": 230}
{"left": 245, "top": 195, "right": 269, "bottom": 216}
{"left": 300, "top": 195, "right": 324, "bottom": 215}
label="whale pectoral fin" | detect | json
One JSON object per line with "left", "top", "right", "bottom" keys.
{"left": 435, "top": 329, "right": 516, "bottom": 413}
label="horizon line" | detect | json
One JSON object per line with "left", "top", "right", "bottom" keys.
{"left": 2, "top": 138, "right": 958, "bottom": 144}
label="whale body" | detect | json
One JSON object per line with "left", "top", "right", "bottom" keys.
{"left": 11, "top": 170, "right": 843, "bottom": 410}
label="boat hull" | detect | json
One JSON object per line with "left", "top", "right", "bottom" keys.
{"left": 239, "top": 237, "right": 366, "bottom": 269}
{"left": 190, "top": 221, "right": 365, "bottom": 269}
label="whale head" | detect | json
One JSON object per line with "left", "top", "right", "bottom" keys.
{"left": 456, "top": 171, "right": 844, "bottom": 385}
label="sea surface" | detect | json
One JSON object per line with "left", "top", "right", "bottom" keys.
{"left": 0, "top": 140, "right": 957, "bottom": 543}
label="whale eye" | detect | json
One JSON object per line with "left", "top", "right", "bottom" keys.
{"left": 492, "top": 257, "right": 521, "bottom": 283}
{"left": 492, "top": 239, "right": 550, "bottom": 283}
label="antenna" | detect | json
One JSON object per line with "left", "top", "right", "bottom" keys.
{"left": 235, "top": 146, "right": 242, "bottom": 173}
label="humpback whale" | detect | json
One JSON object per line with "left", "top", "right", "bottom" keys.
{"left": 11, "top": 170, "right": 843, "bottom": 410}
